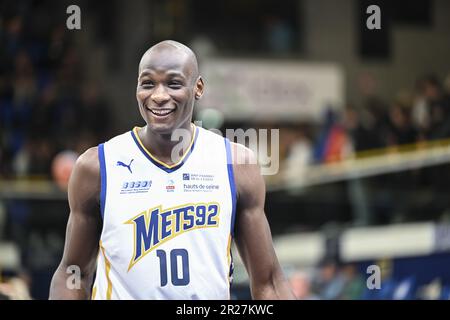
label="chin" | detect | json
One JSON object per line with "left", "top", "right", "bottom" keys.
{"left": 146, "top": 121, "right": 176, "bottom": 135}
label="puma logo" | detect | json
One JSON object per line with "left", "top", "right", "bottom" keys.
{"left": 116, "top": 159, "right": 134, "bottom": 174}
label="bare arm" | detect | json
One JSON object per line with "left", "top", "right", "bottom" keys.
{"left": 49, "top": 147, "right": 102, "bottom": 299}
{"left": 232, "top": 143, "right": 294, "bottom": 300}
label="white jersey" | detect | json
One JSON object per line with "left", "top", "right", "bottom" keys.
{"left": 92, "top": 124, "right": 236, "bottom": 300}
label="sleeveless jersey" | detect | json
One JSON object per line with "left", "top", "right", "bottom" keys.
{"left": 91, "top": 124, "right": 236, "bottom": 300}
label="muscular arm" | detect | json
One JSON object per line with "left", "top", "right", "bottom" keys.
{"left": 232, "top": 143, "right": 294, "bottom": 300}
{"left": 49, "top": 147, "right": 102, "bottom": 299}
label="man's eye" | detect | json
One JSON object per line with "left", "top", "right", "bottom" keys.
{"left": 168, "top": 82, "right": 182, "bottom": 89}
{"left": 141, "top": 82, "right": 154, "bottom": 88}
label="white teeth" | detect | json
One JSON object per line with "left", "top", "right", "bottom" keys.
{"left": 150, "top": 109, "right": 174, "bottom": 116}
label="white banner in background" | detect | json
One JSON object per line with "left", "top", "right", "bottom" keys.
{"left": 198, "top": 58, "right": 345, "bottom": 122}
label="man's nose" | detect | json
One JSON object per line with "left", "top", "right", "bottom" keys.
{"left": 151, "top": 85, "right": 170, "bottom": 105}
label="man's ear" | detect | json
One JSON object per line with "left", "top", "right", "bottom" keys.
{"left": 194, "top": 76, "right": 204, "bottom": 100}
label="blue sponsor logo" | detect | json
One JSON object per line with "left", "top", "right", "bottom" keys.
{"left": 183, "top": 173, "right": 190, "bottom": 180}
{"left": 121, "top": 180, "right": 152, "bottom": 194}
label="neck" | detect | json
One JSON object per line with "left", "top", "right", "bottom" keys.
{"left": 138, "top": 122, "right": 194, "bottom": 165}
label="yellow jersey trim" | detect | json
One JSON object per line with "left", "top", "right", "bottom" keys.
{"left": 99, "top": 241, "right": 113, "bottom": 300}
{"left": 132, "top": 124, "right": 197, "bottom": 169}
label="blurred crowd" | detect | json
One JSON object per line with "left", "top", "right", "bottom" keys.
{"left": 289, "top": 257, "right": 450, "bottom": 300}
{"left": 0, "top": 7, "right": 114, "bottom": 180}
{"left": 0, "top": 271, "right": 31, "bottom": 300}
{"left": 1, "top": 3, "right": 450, "bottom": 183}
{"left": 289, "top": 260, "right": 365, "bottom": 300}
{"left": 0, "top": 4, "right": 114, "bottom": 299}
{"left": 283, "top": 73, "right": 450, "bottom": 169}
{"left": 279, "top": 73, "right": 450, "bottom": 226}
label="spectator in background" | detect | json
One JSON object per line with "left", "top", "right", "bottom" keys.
{"left": 313, "top": 108, "right": 352, "bottom": 164}
{"left": 80, "top": 82, "right": 113, "bottom": 143}
{"left": 312, "top": 258, "right": 347, "bottom": 300}
{"left": 359, "top": 97, "right": 390, "bottom": 151}
{"left": 342, "top": 105, "right": 374, "bottom": 225}
{"left": 414, "top": 74, "right": 450, "bottom": 140}
{"left": 339, "top": 264, "right": 366, "bottom": 300}
{"left": 12, "top": 137, "right": 54, "bottom": 177}
{"left": 2, "top": 15, "right": 23, "bottom": 62}
{"left": 46, "top": 25, "right": 71, "bottom": 71}
{"left": 354, "top": 72, "right": 391, "bottom": 152}
{"left": 264, "top": 15, "right": 294, "bottom": 54}
{"left": 387, "top": 102, "right": 419, "bottom": 147}
{"left": 444, "top": 73, "right": 450, "bottom": 97}
{"left": 283, "top": 125, "right": 313, "bottom": 184}
{"left": 289, "top": 270, "right": 319, "bottom": 300}
{"left": 0, "top": 271, "right": 32, "bottom": 300}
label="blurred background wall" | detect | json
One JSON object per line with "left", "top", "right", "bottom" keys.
{"left": 1, "top": 0, "right": 450, "bottom": 300}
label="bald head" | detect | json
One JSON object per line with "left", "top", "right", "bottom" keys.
{"left": 135, "top": 40, "right": 205, "bottom": 134}
{"left": 138, "top": 40, "right": 199, "bottom": 82}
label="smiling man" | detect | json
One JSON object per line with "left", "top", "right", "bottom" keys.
{"left": 49, "top": 40, "right": 294, "bottom": 300}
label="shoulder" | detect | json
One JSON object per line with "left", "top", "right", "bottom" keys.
{"left": 66, "top": 147, "right": 103, "bottom": 223}
{"left": 67, "top": 146, "right": 101, "bottom": 208}
{"left": 229, "top": 142, "right": 257, "bottom": 166}
{"left": 109, "top": 129, "right": 133, "bottom": 143}
{"left": 195, "top": 126, "right": 224, "bottom": 145}
{"left": 229, "top": 142, "right": 265, "bottom": 204}
{"left": 74, "top": 147, "right": 100, "bottom": 178}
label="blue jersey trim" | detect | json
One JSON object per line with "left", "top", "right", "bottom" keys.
{"left": 224, "top": 138, "right": 237, "bottom": 238}
{"left": 98, "top": 143, "right": 107, "bottom": 220}
{"left": 130, "top": 126, "right": 199, "bottom": 173}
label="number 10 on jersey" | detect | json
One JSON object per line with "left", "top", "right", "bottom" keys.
{"left": 156, "top": 249, "right": 190, "bottom": 286}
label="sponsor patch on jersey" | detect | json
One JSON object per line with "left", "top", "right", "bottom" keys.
{"left": 166, "top": 179, "right": 175, "bottom": 192}
{"left": 120, "top": 180, "right": 152, "bottom": 194}
{"left": 182, "top": 172, "right": 214, "bottom": 182}
{"left": 183, "top": 183, "right": 220, "bottom": 192}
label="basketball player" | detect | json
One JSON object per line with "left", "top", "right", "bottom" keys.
{"left": 49, "top": 40, "right": 294, "bottom": 300}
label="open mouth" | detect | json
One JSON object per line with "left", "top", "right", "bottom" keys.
{"left": 146, "top": 107, "right": 176, "bottom": 117}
